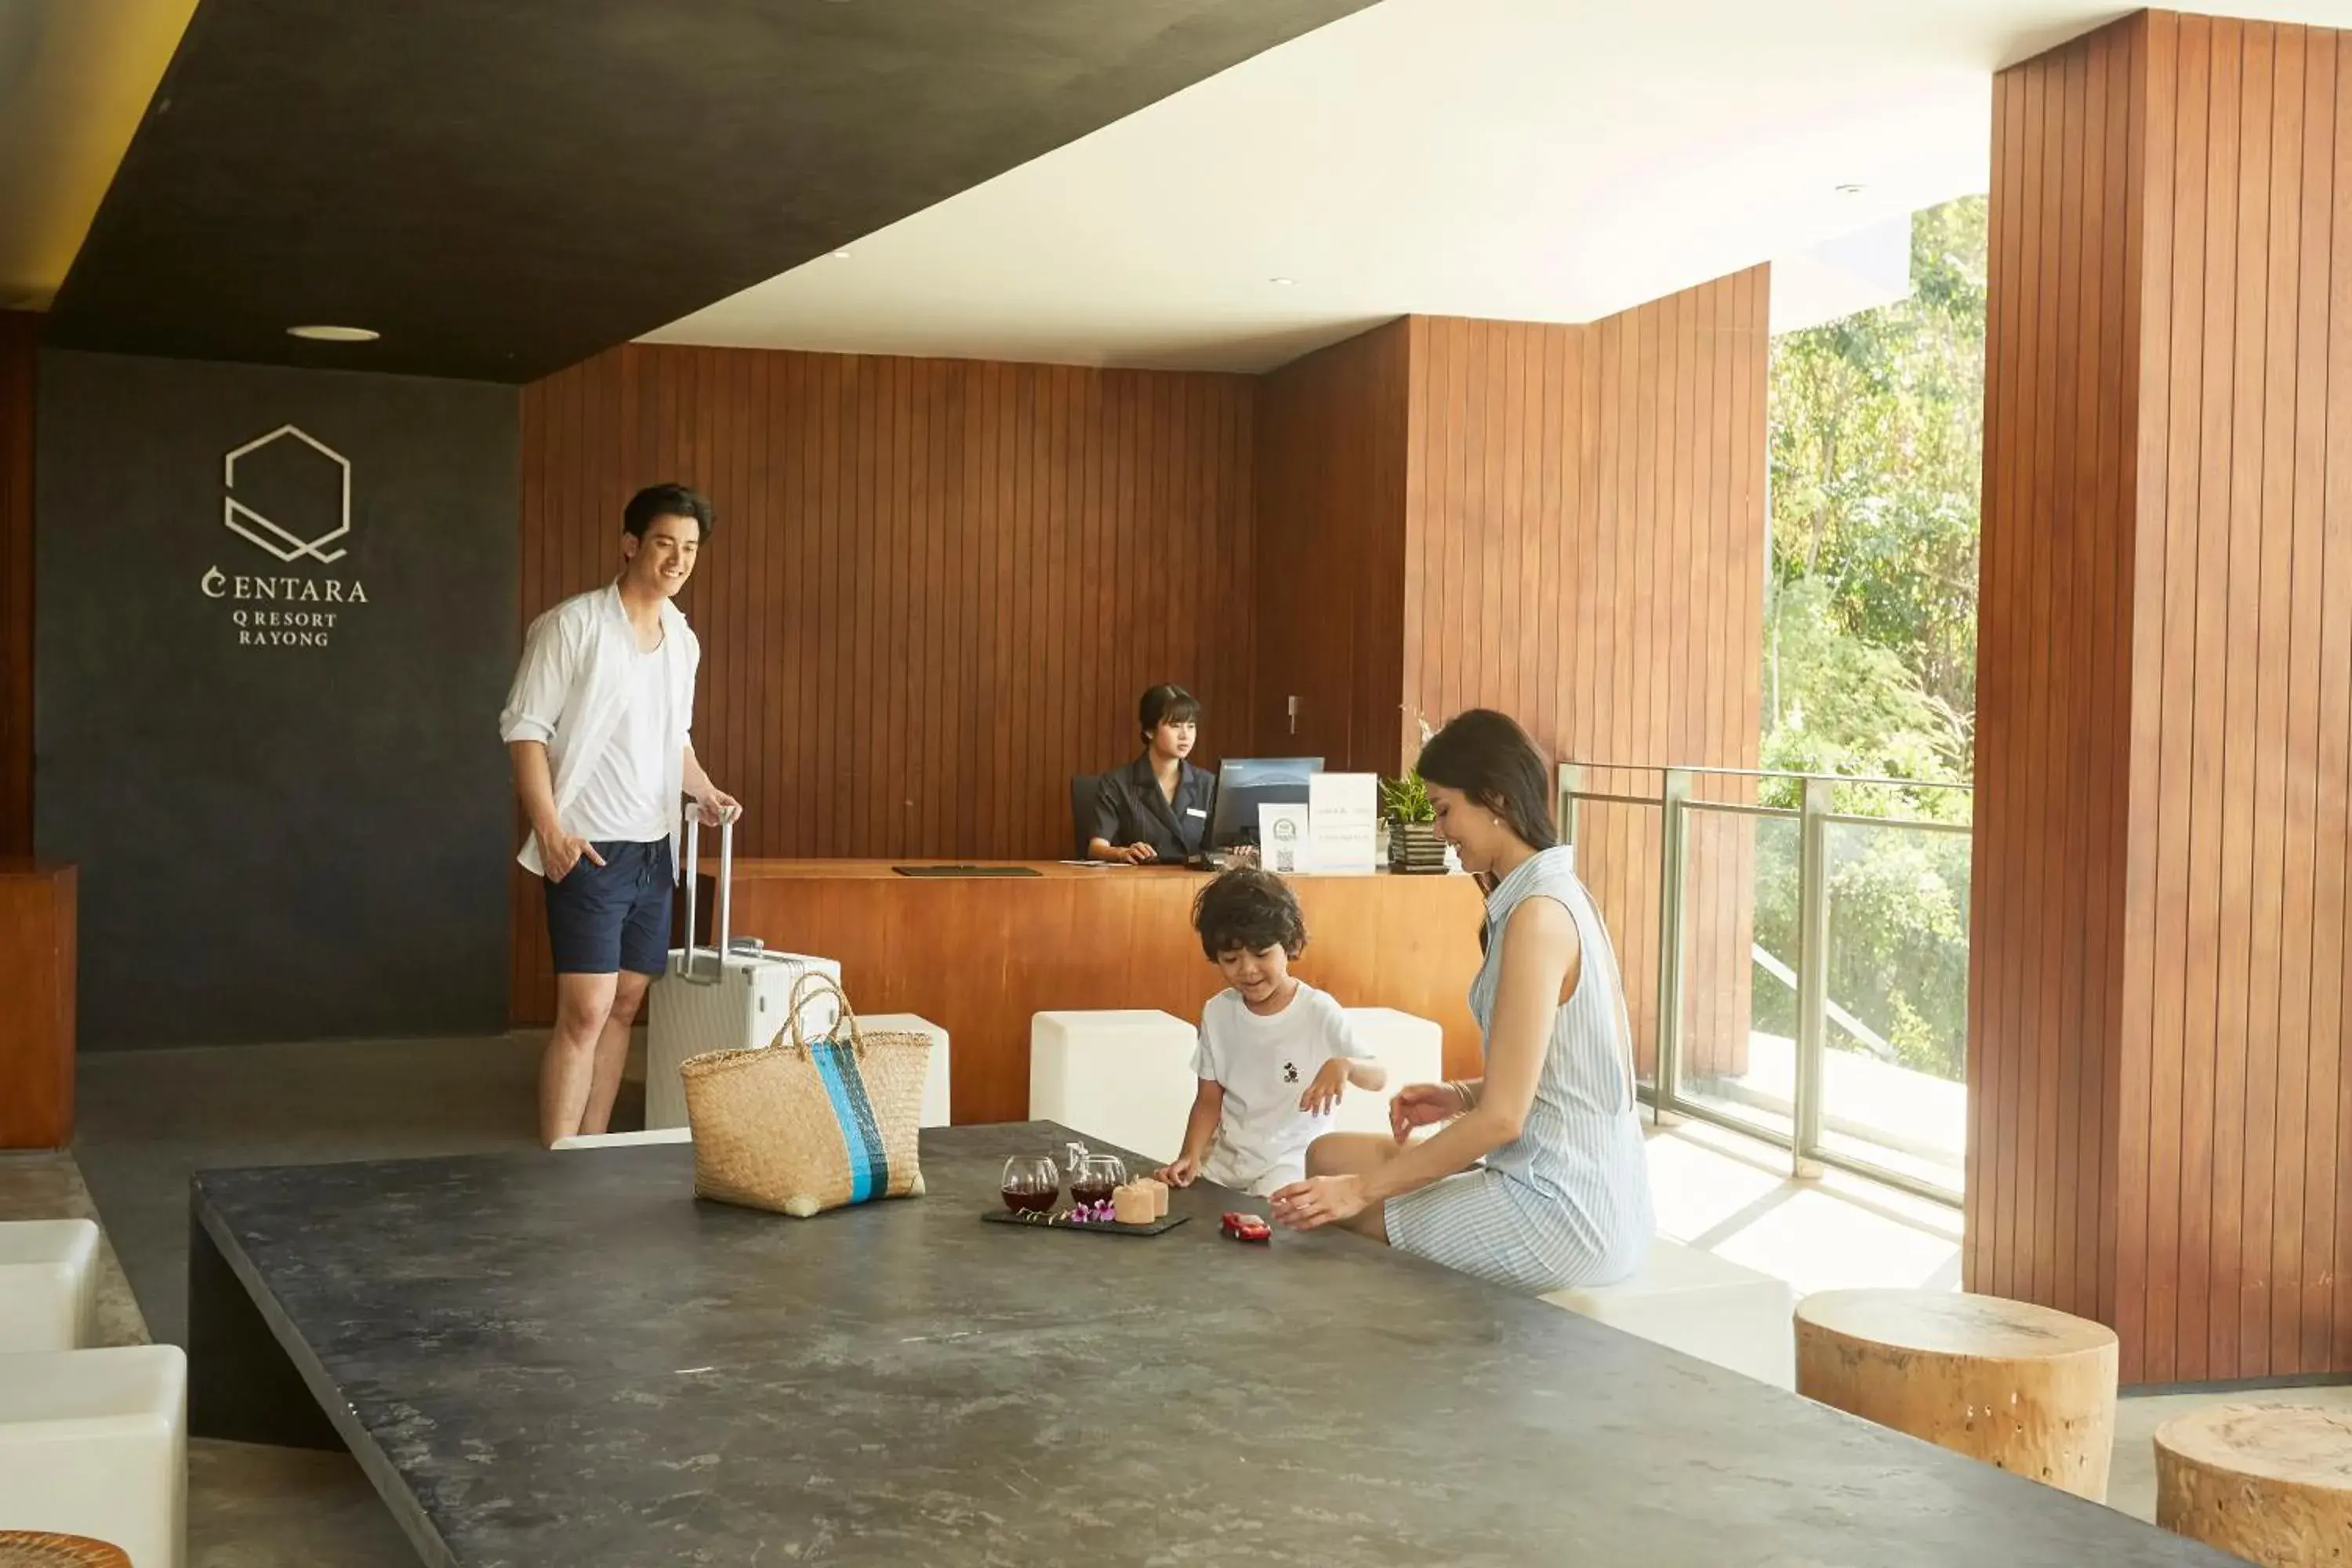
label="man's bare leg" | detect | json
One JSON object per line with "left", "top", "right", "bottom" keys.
{"left": 541, "top": 972, "right": 618, "bottom": 1147}
{"left": 579, "top": 970, "right": 652, "bottom": 1136}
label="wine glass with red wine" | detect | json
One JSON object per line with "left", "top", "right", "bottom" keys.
{"left": 1072, "top": 1152, "right": 1128, "bottom": 1210}
{"left": 1001, "top": 1154, "right": 1060, "bottom": 1214}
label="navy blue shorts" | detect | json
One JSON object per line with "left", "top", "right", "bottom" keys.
{"left": 543, "top": 840, "right": 673, "bottom": 977}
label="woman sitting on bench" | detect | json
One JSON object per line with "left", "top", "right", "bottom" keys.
{"left": 1268, "top": 709, "right": 1653, "bottom": 1293}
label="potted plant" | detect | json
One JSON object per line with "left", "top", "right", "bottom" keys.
{"left": 1382, "top": 771, "right": 1446, "bottom": 874}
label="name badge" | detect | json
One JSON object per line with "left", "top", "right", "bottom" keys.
{"left": 1186, "top": 808, "right": 1207, "bottom": 818}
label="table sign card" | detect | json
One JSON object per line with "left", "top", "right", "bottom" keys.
{"left": 1259, "top": 804, "right": 1310, "bottom": 873}
{"left": 1307, "top": 773, "right": 1379, "bottom": 874}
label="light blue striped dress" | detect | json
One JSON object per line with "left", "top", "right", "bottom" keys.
{"left": 1385, "top": 845, "right": 1653, "bottom": 1293}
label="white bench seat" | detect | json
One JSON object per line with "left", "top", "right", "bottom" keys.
{"left": 0, "top": 1343, "right": 187, "bottom": 1566}
{"left": 1029, "top": 1010, "right": 1198, "bottom": 1163}
{"left": 551, "top": 1127, "right": 695, "bottom": 1150}
{"left": 1328, "top": 1007, "right": 1445, "bottom": 1139}
{"left": 0, "top": 1218, "right": 102, "bottom": 1352}
{"left": 1542, "top": 1238, "right": 1795, "bottom": 1388}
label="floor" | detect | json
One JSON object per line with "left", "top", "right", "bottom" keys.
{"left": 31, "top": 1030, "right": 644, "bottom": 1566}
{"left": 2, "top": 1034, "right": 2338, "bottom": 1560}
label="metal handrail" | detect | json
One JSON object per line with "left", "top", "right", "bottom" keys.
{"left": 1558, "top": 757, "right": 1969, "bottom": 1207}
{"left": 1559, "top": 759, "right": 1976, "bottom": 792}
{"left": 1751, "top": 942, "right": 1893, "bottom": 1058}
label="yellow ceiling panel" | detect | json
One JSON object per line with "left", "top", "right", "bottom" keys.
{"left": 0, "top": 0, "right": 201, "bottom": 309}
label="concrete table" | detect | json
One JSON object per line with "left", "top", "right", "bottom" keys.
{"left": 188, "top": 1123, "right": 2232, "bottom": 1567}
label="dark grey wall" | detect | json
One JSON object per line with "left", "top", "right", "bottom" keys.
{"left": 36, "top": 350, "right": 517, "bottom": 1047}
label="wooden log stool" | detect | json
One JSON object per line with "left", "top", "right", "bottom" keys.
{"left": 0, "top": 1534, "right": 131, "bottom": 1568}
{"left": 2154, "top": 1404, "right": 2352, "bottom": 1566}
{"left": 1794, "top": 1289, "right": 2118, "bottom": 1501}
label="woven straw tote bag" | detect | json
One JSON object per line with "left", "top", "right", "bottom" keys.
{"left": 680, "top": 971, "right": 930, "bottom": 1216}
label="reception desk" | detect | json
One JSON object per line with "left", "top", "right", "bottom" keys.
{"left": 702, "top": 860, "right": 1486, "bottom": 1124}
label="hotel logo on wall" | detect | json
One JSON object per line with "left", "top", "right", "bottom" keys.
{"left": 199, "top": 423, "right": 369, "bottom": 648}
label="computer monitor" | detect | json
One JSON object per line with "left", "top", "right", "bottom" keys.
{"left": 1207, "top": 757, "right": 1324, "bottom": 851}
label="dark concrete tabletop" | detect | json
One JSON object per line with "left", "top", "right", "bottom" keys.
{"left": 191, "top": 1122, "right": 2232, "bottom": 1567}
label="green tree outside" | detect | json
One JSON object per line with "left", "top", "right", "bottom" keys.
{"left": 1751, "top": 197, "right": 1984, "bottom": 1083}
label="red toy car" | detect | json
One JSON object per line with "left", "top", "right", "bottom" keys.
{"left": 1220, "top": 1210, "right": 1272, "bottom": 1243}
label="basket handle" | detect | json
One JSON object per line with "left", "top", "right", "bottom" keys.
{"left": 782, "top": 969, "right": 862, "bottom": 1054}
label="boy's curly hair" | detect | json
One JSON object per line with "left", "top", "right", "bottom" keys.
{"left": 1192, "top": 867, "right": 1309, "bottom": 960}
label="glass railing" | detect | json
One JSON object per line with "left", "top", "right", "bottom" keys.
{"left": 1559, "top": 763, "right": 1972, "bottom": 1204}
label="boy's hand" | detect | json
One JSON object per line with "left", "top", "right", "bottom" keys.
{"left": 1388, "top": 1083, "right": 1461, "bottom": 1144}
{"left": 1156, "top": 1154, "right": 1202, "bottom": 1188}
{"left": 1300, "top": 1058, "right": 1351, "bottom": 1115}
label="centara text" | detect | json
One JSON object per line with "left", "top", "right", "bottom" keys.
{"left": 200, "top": 565, "right": 369, "bottom": 648}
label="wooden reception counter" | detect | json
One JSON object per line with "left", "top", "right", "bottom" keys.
{"left": 706, "top": 859, "right": 1486, "bottom": 1124}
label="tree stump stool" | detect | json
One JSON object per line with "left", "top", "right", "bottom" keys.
{"left": 1794, "top": 1289, "right": 2118, "bottom": 1501}
{"left": 2154, "top": 1404, "right": 2352, "bottom": 1566}
{"left": 0, "top": 1534, "right": 131, "bottom": 1568}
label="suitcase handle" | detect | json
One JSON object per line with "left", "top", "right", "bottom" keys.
{"left": 678, "top": 809, "right": 735, "bottom": 985}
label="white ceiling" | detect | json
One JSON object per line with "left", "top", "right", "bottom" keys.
{"left": 649, "top": 0, "right": 2352, "bottom": 372}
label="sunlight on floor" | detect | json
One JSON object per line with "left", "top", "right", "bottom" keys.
{"left": 1646, "top": 1115, "right": 1963, "bottom": 1299}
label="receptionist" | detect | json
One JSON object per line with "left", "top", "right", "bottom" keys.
{"left": 1087, "top": 684, "right": 1216, "bottom": 864}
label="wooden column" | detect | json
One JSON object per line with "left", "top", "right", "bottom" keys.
{"left": 0, "top": 863, "right": 78, "bottom": 1149}
{"left": 1250, "top": 279, "right": 1770, "bottom": 1080}
{"left": 1972, "top": 9, "right": 2352, "bottom": 1381}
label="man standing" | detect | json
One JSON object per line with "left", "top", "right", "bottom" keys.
{"left": 500, "top": 484, "right": 739, "bottom": 1147}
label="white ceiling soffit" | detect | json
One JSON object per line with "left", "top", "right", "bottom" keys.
{"left": 1770, "top": 216, "right": 1916, "bottom": 338}
{"left": 648, "top": 0, "right": 2352, "bottom": 374}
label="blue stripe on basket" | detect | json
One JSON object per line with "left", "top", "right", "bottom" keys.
{"left": 811, "top": 1044, "right": 887, "bottom": 1203}
{"left": 829, "top": 1044, "right": 892, "bottom": 1197}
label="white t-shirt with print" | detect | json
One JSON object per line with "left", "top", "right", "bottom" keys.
{"left": 1193, "top": 980, "right": 1372, "bottom": 1194}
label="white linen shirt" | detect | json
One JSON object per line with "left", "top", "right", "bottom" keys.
{"left": 499, "top": 583, "right": 699, "bottom": 881}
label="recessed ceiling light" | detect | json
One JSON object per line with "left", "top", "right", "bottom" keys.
{"left": 1269, "top": 276, "right": 1296, "bottom": 286}
{"left": 286, "top": 325, "right": 379, "bottom": 342}
{"left": 831, "top": 249, "right": 852, "bottom": 260}
{"left": 1834, "top": 183, "right": 1867, "bottom": 197}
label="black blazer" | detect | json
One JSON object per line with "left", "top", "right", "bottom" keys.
{"left": 1091, "top": 755, "right": 1216, "bottom": 860}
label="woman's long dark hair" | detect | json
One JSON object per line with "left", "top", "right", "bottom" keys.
{"left": 1418, "top": 710, "right": 1555, "bottom": 952}
{"left": 1416, "top": 707, "right": 1559, "bottom": 856}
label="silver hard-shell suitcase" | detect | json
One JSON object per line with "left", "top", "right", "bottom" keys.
{"left": 644, "top": 814, "right": 840, "bottom": 1129}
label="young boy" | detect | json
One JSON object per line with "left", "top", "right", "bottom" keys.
{"left": 1156, "top": 868, "right": 1386, "bottom": 1197}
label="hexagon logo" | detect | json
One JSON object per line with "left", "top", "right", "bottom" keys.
{"left": 223, "top": 424, "right": 350, "bottom": 564}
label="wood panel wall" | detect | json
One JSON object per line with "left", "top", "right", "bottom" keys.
{"left": 0, "top": 864, "right": 77, "bottom": 1149}
{"left": 1400, "top": 274, "right": 1770, "bottom": 1078}
{"left": 513, "top": 345, "right": 1256, "bottom": 1021}
{"left": 1974, "top": 9, "right": 2352, "bottom": 1382}
{"left": 515, "top": 285, "right": 1770, "bottom": 1040}
{"left": 1252, "top": 318, "right": 1410, "bottom": 771}
{"left": 0, "top": 313, "right": 34, "bottom": 858}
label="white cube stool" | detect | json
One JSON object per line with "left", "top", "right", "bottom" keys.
{"left": 1029, "top": 1010, "right": 1198, "bottom": 1164}
{"left": 550, "top": 1127, "right": 695, "bottom": 1150}
{"left": 864, "top": 1014, "right": 952, "bottom": 1127}
{"left": 0, "top": 1343, "right": 187, "bottom": 1566}
{"left": 0, "top": 1220, "right": 102, "bottom": 1352}
{"left": 1330, "top": 1009, "right": 1445, "bottom": 1139}
{"left": 1541, "top": 1239, "right": 1796, "bottom": 1388}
